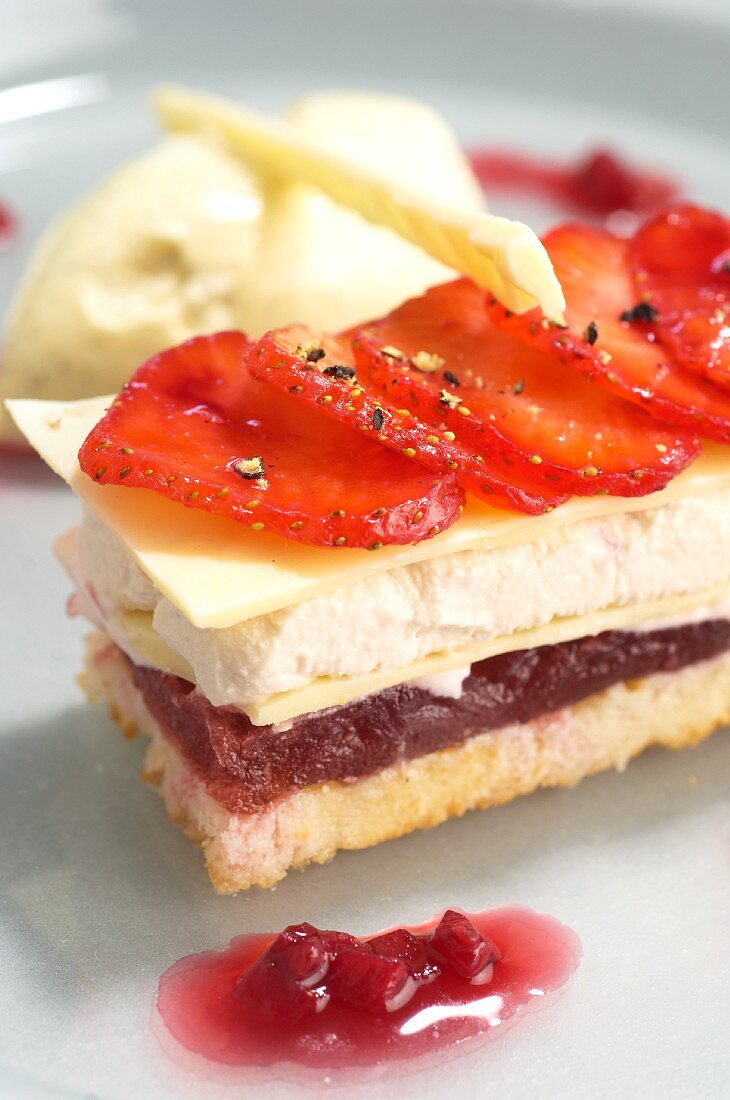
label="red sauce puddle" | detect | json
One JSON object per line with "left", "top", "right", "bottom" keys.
{"left": 155, "top": 907, "right": 580, "bottom": 1079}
{"left": 467, "top": 146, "right": 678, "bottom": 218}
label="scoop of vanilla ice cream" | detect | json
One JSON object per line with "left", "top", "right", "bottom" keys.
{"left": 0, "top": 91, "right": 483, "bottom": 440}
{"left": 1, "top": 137, "right": 262, "bottom": 430}
{"left": 233, "top": 91, "right": 485, "bottom": 333}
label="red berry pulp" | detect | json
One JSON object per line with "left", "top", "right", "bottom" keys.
{"left": 156, "top": 907, "right": 581, "bottom": 1072}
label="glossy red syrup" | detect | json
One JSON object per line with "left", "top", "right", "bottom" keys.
{"left": 156, "top": 907, "right": 581, "bottom": 1073}
{"left": 0, "top": 201, "right": 16, "bottom": 250}
{"left": 468, "top": 146, "right": 677, "bottom": 217}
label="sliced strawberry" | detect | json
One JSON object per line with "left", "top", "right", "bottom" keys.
{"left": 78, "top": 331, "right": 465, "bottom": 549}
{"left": 629, "top": 204, "right": 730, "bottom": 389}
{"left": 250, "top": 325, "right": 566, "bottom": 515}
{"left": 352, "top": 280, "right": 695, "bottom": 496}
{"left": 488, "top": 222, "right": 730, "bottom": 444}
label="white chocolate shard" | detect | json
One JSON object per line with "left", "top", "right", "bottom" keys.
{"left": 155, "top": 85, "right": 566, "bottom": 318}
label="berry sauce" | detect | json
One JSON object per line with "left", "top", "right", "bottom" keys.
{"left": 468, "top": 146, "right": 677, "bottom": 218}
{"left": 156, "top": 907, "right": 581, "bottom": 1074}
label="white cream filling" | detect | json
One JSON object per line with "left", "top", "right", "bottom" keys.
{"left": 75, "top": 485, "right": 730, "bottom": 711}
{"left": 409, "top": 666, "right": 472, "bottom": 699}
{"left": 56, "top": 528, "right": 192, "bottom": 681}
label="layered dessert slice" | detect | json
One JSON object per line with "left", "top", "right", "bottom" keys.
{"left": 77, "top": 501, "right": 730, "bottom": 894}
{"left": 8, "top": 94, "right": 730, "bottom": 892}
{"left": 22, "top": 412, "right": 730, "bottom": 891}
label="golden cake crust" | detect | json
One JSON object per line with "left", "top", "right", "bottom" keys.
{"left": 81, "top": 631, "right": 730, "bottom": 893}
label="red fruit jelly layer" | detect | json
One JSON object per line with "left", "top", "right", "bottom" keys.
{"left": 156, "top": 907, "right": 581, "bottom": 1071}
{"left": 130, "top": 619, "right": 730, "bottom": 814}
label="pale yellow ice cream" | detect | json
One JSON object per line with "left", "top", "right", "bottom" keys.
{"left": 1, "top": 91, "right": 483, "bottom": 439}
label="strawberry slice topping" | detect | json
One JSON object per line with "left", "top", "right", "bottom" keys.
{"left": 78, "top": 331, "right": 465, "bottom": 549}
{"left": 352, "top": 279, "right": 695, "bottom": 496}
{"left": 489, "top": 221, "right": 729, "bottom": 443}
{"left": 251, "top": 323, "right": 567, "bottom": 515}
{"left": 629, "top": 204, "right": 730, "bottom": 390}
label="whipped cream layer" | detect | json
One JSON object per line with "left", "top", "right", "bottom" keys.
{"left": 75, "top": 486, "right": 730, "bottom": 713}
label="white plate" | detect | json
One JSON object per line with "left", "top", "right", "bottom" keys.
{"left": 1, "top": 2, "right": 729, "bottom": 1098}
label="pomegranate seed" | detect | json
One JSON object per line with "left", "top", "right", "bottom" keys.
{"left": 234, "top": 956, "right": 326, "bottom": 1024}
{"left": 428, "top": 910, "right": 501, "bottom": 981}
{"left": 327, "top": 950, "right": 416, "bottom": 1015}
{"left": 234, "top": 923, "right": 331, "bottom": 1023}
{"left": 320, "top": 929, "right": 369, "bottom": 956}
{"left": 369, "top": 927, "right": 441, "bottom": 985}
{"left": 234, "top": 912, "right": 501, "bottom": 1028}
{"left": 266, "top": 923, "right": 330, "bottom": 987}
